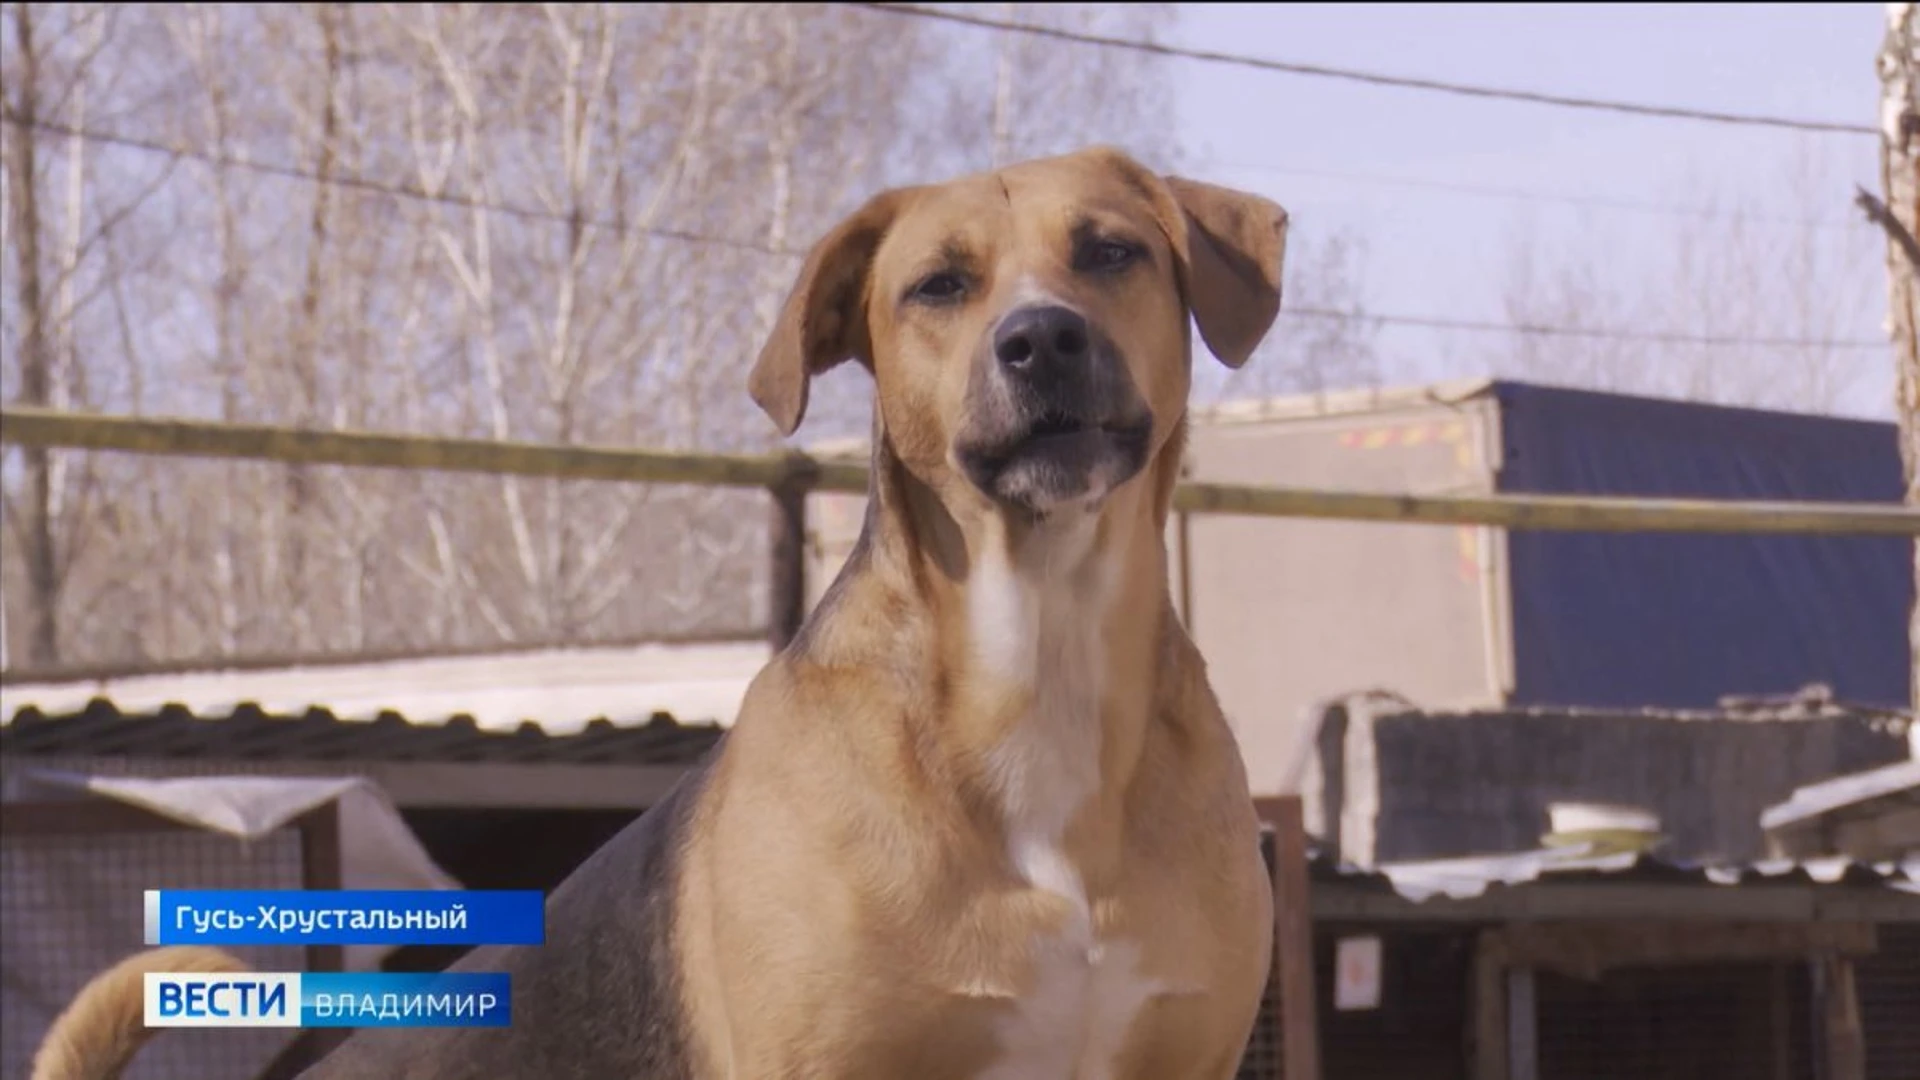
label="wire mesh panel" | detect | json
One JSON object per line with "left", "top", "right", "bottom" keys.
{"left": 1860, "top": 923, "right": 1920, "bottom": 1080}
{"left": 1533, "top": 961, "right": 1791, "bottom": 1080}
{"left": 1237, "top": 827, "right": 1284, "bottom": 1080}
{"left": 1, "top": 801, "right": 327, "bottom": 1080}
{"left": 1236, "top": 957, "right": 1285, "bottom": 1080}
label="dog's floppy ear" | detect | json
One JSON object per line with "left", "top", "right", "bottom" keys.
{"left": 1160, "top": 176, "right": 1289, "bottom": 369}
{"left": 749, "top": 190, "right": 908, "bottom": 437}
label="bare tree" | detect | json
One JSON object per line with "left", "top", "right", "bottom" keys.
{"left": 3, "top": 2, "right": 175, "bottom": 666}
{"left": 1866, "top": 0, "right": 1918, "bottom": 709}
{"left": 1, "top": 2, "right": 60, "bottom": 667}
{"left": 1, "top": 1, "right": 1196, "bottom": 672}
{"left": 1494, "top": 140, "right": 1885, "bottom": 415}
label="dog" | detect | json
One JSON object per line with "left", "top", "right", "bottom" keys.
{"left": 34, "top": 145, "right": 1288, "bottom": 1080}
{"left": 29, "top": 945, "right": 249, "bottom": 1080}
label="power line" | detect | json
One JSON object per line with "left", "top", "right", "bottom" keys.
{"left": 847, "top": 2, "right": 1877, "bottom": 137}
{"left": 0, "top": 112, "right": 790, "bottom": 256}
{"left": 1204, "top": 159, "right": 1857, "bottom": 232}
{"left": 20, "top": 105, "right": 1850, "bottom": 240}
{"left": 1288, "top": 307, "right": 1885, "bottom": 350}
{"left": 4, "top": 113, "right": 1885, "bottom": 351}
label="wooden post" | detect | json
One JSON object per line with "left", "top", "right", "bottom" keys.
{"left": 282, "top": 801, "right": 349, "bottom": 1074}
{"left": 767, "top": 453, "right": 815, "bottom": 651}
{"left": 1819, "top": 954, "right": 1867, "bottom": 1080}
{"left": 1771, "top": 963, "right": 1794, "bottom": 1080}
{"left": 1870, "top": 2, "right": 1920, "bottom": 707}
{"left": 1471, "top": 937, "right": 1510, "bottom": 1080}
{"left": 1266, "top": 795, "right": 1321, "bottom": 1080}
{"left": 1506, "top": 967, "right": 1539, "bottom": 1080}
{"left": 299, "top": 802, "right": 345, "bottom": 975}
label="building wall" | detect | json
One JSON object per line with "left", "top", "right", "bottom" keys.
{"left": 1493, "top": 381, "right": 1910, "bottom": 711}
{"left": 1318, "top": 701, "right": 1913, "bottom": 865}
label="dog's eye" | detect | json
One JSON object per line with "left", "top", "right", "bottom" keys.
{"left": 1081, "top": 239, "right": 1142, "bottom": 273}
{"left": 908, "top": 272, "right": 967, "bottom": 304}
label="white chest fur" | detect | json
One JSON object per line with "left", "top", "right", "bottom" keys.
{"left": 968, "top": 525, "right": 1166, "bottom": 1079}
{"left": 975, "top": 932, "right": 1169, "bottom": 1080}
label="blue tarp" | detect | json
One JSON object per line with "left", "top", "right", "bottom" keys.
{"left": 1493, "top": 381, "right": 1911, "bottom": 710}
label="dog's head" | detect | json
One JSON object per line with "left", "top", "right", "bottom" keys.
{"left": 750, "top": 146, "right": 1287, "bottom": 519}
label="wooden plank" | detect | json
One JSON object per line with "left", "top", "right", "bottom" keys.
{"left": 1311, "top": 881, "right": 1920, "bottom": 924}
{"left": 299, "top": 802, "right": 344, "bottom": 974}
{"left": 0, "top": 799, "right": 208, "bottom": 833}
{"left": 1267, "top": 796, "right": 1321, "bottom": 1080}
{"left": 767, "top": 458, "right": 812, "bottom": 650}
{"left": 359, "top": 760, "right": 690, "bottom": 809}
{"left": 1815, "top": 887, "right": 1920, "bottom": 922}
{"left": 1770, "top": 963, "right": 1792, "bottom": 1080}
{"left": 1821, "top": 954, "right": 1866, "bottom": 1080}
{"left": 5, "top": 406, "right": 1916, "bottom": 535}
{"left": 1506, "top": 967, "right": 1538, "bottom": 1080}
{"left": 1487, "top": 921, "right": 1879, "bottom": 979}
{"left": 0, "top": 406, "right": 871, "bottom": 494}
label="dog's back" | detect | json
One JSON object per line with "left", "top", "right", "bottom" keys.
{"left": 30, "top": 944, "right": 250, "bottom": 1080}
{"left": 295, "top": 757, "right": 712, "bottom": 1079}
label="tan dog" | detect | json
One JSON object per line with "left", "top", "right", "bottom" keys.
{"left": 38, "top": 146, "right": 1287, "bottom": 1080}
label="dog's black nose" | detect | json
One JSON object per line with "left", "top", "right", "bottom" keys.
{"left": 994, "top": 305, "right": 1090, "bottom": 373}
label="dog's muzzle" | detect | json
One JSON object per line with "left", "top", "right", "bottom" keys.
{"left": 954, "top": 304, "right": 1152, "bottom": 515}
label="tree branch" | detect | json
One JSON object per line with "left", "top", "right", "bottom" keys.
{"left": 1855, "top": 185, "right": 1920, "bottom": 273}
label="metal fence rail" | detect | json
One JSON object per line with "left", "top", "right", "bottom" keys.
{"left": 6, "top": 407, "right": 1918, "bottom": 537}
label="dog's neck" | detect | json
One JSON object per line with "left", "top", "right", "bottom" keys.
{"left": 851, "top": 420, "right": 1186, "bottom": 888}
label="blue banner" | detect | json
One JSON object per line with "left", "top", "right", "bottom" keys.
{"left": 144, "top": 971, "right": 511, "bottom": 1028}
{"left": 302, "top": 972, "right": 511, "bottom": 1028}
{"left": 145, "top": 889, "right": 545, "bottom": 947}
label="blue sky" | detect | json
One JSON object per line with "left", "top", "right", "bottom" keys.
{"left": 1165, "top": 2, "right": 1894, "bottom": 418}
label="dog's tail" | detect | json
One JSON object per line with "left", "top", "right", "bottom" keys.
{"left": 30, "top": 945, "right": 252, "bottom": 1080}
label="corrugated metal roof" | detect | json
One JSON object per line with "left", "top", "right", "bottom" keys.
{"left": 0, "top": 639, "right": 768, "bottom": 735}
{"left": 1364, "top": 694, "right": 1915, "bottom": 727}
{"left": 1, "top": 700, "right": 722, "bottom": 766}
{"left": 1311, "top": 692, "right": 1916, "bottom": 872}
{"left": 1761, "top": 758, "right": 1920, "bottom": 832}
{"left": 1311, "top": 843, "right": 1920, "bottom": 904}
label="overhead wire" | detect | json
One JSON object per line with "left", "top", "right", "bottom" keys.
{"left": 1, "top": 101, "right": 1885, "bottom": 353}
{"left": 844, "top": 2, "right": 1877, "bottom": 137}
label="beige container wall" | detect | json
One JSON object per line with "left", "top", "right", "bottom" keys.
{"left": 1181, "top": 398, "right": 1510, "bottom": 796}
{"left": 807, "top": 489, "right": 868, "bottom": 613}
